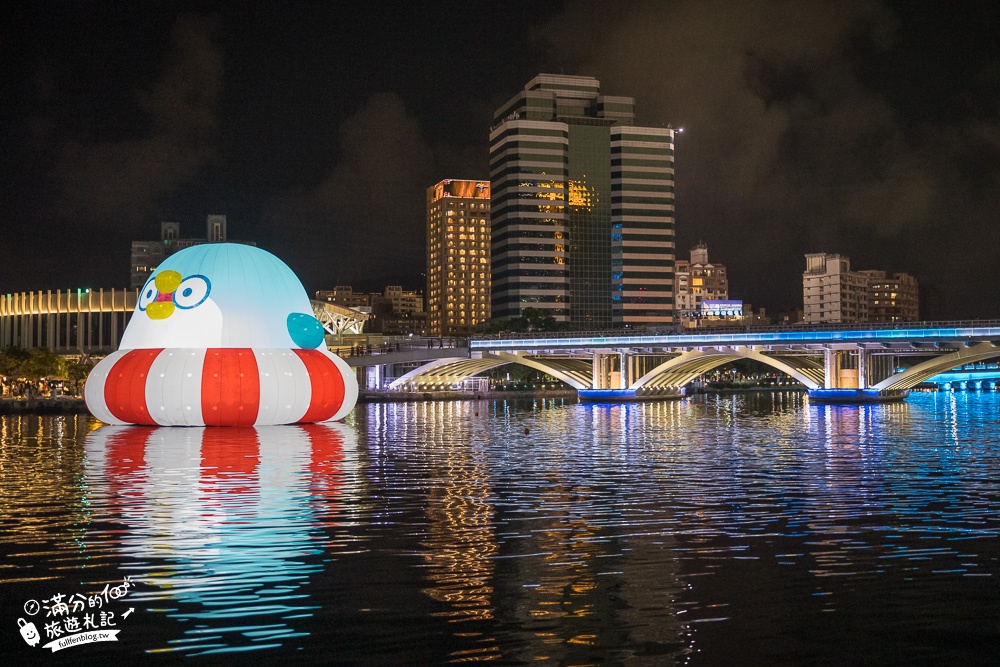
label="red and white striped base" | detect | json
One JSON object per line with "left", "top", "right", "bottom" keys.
{"left": 85, "top": 348, "right": 358, "bottom": 426}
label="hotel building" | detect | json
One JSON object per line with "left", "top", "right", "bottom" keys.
{"left": 426, "top": 179, "right": 491, "bottom": 336}
{"left": 489, "top": 74, "right": 676, "bottom": 328}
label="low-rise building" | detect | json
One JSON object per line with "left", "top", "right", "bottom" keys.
{"left": 803, "top": 253, "right": 919, "bottom": 324}
{"left": 859, "top": 270, "right": 920, "bottom": 322}
{"left": 369, "top": 286, "right": 427, "bottom": 335}
{"left": 130, "top": 215, "right": 255, "bottom": 288}
{"left": 315, "top": 286, "right": 370, "bottom": 310}
{"left": 315, "top": 286, "right": 426, "bottom": 335}
{"left": 675, "top": 244, "right": 731, "bottom": 328}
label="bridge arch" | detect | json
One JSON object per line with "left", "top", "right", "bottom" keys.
{"left": 385, "top": 347, "right": 828, "bottom": 393}
{"left": 874, "top": 342, "right": 1000, "bottom": 391}
{"left": 387, "top": 352, "right": 591, "bottom": 391}
{"left": 631, "top": 347, "right": 823, "bottom": 391}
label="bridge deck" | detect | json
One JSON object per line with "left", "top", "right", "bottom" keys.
{"left": 470, "top": 324, "right": 1000, "bottom": 352}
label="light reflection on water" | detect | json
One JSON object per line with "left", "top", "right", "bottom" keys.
{"left": 2, "top": 391, "right": 1000, "bottom": 664}
{"left": 81, "top": 423, "right": 360, "bottom": 656}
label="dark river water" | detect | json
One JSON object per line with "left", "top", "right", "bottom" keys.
{"left": 2, "top": 391, "right": 1000, "bottom": 665}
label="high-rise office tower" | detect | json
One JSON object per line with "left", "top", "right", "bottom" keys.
{"left": 426, "top": 179, "right": 491, "bottom": 336}
{"left": 490, "top": 74, "right": 676, "bottom": 328}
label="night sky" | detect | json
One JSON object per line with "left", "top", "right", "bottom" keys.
{"left": 3, "top": 1, "right": 999, "bottom": 319}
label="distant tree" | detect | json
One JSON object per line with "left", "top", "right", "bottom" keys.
{"left": 0, "top": 348, "right": 67, "bottom": 397}
{"left": 0, "top": 347, "right": 31, "bottom": 379}
{"left": 484, "top": 363, "right": 568, "bottom": 389}
{"left": 519, "top": 308, "right": 558, "bottom": 332}
{"left": 485, "top": 308, "right": 567, "bottom": 334}
{"left": 483, "top": 318, "right": 510, "bottom": 334}
{"left": 67, "top": 357, "right": 95, "bottom": 396}
{"left": 23, "top": 348, "right": 65, "bottom": 382}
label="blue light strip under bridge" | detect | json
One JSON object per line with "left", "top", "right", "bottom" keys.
{"left": 472, "top": 326, "right": 1000, "bottom": 350}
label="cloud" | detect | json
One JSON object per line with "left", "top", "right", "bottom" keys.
{"left": 276, "top": 92, "right": 435, "bottom": 287}
{"left": 52, "top": 16, "right": 222, "bottom": 222}
{"left": 537, "top": 0, "right": 1000, "bottom": 315}
{"left": 312, "top": 92, "right": 434, "bottom": 234}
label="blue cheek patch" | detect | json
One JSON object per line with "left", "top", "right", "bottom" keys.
{"left": 287, "top": 313, "right": 326, "bottom": 349}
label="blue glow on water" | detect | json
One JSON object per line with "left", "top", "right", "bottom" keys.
{"left": 77, "top": 423, "right": 357, "bottom": 657}
{"left": 928, "top": 370, "right": 1000, "bottom": 383}
{"left": 578, "top": 388, "right": 638, "bottom": 401}
{"left": 808, "top": 388, "right": 891, "bottom": 401}
{"left": 4, "top": 393, "right": 1000, "bottom": 664}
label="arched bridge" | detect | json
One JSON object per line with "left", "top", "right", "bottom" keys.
{"left": 364, "top": 323, "right": 1000, "bottom": 403}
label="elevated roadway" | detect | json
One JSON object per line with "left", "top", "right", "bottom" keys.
{"left": 350, "top": 322, "right": 1000, "bottom": 403}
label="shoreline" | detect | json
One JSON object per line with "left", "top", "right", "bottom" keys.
{"left": 10, "top": 386, "right": 930, "bottom": 415}
{"left": 0, "top": 392, "right": 584, "bottom": 415}
{"left": 0, "top": 397, "right": 89, "bottom": 414}
{"left": 358, "top": 389, "right": 580, "bottom": 402}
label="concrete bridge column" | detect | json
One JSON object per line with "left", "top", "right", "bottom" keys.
{"left": 589, "top": 351, "right": 636, "bottom": 391}
{"left": 865, "top": 354, "right": 894, "bottom": 386}
{"left": 592, "top": 351, "right": 614, "bottom": 390}
{"left": 625, "top": 353, "right": 646, "bottom": 390}
{"left": 364, "top": 364, "right": 383, "bottom": 391}
{"left": 98, "top": 290, "right": 105, "bottom": 349}
{"left": 823, "top": 349, "right": 839, "bottom": 389}
{"left": 811, "top": 347, "right": 907, "bottom": 404}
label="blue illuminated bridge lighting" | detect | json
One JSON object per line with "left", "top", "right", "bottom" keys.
{"left": 470, "top": 325, "right": 1000, "bottom": 350}
{"left": 383, "top": 322, "right": 1000, "bottom": 403}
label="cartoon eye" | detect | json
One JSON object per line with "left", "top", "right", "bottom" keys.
{"left": 173, "top": 275, "right": 211, "bottom": 309}
{"left": 138, "top": 281, "right": 159, "bottom": 311}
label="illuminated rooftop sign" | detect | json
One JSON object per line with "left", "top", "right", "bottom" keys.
{"left": 702, "top": 300, "right": 743, "bottom": 317}
{"left": 431, "top": 179, "right": 490, "bottom": 202}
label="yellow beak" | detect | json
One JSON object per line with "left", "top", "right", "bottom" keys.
{"left": 146, "top": 301, "right": 175, "bottom": 320}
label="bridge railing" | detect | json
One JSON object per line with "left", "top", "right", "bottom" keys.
{"left": 333, "top": 336, "right": 470, "bottom": 357}
{"left": 470, "top": 319, "right": 1000, "bottom": 342}
{"left": 330, "top": 319, "right": 1000, "bottom": 357}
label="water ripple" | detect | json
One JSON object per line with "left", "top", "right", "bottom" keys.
{"left": 3, "top": 393, "right": 1000, "bottom": 664}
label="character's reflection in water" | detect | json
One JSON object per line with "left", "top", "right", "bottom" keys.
{"left": 85, "top": 422, "right": 355, "bottom": 656}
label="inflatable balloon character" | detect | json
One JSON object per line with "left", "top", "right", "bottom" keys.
{"left": 85, "top": 243, "right": 358, "bottom": 426}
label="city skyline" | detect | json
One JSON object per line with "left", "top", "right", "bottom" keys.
{"left": 3, "top": 1, "right": 1000, "bottom": 319}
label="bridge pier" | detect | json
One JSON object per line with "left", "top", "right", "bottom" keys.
{"left": 810, "top": 348, "right": 908, "bottom": 403}
{"left": 589, "top": 351, "right": 630, "bottom": 390}
{"left": 807, "top": 388, "right": 910, "bottom": 403}
{"left": 578, "top": 387, "right": 685, "bottom": 402}
{"left": 578, "top": 351, "right": 687, "bottom": 402}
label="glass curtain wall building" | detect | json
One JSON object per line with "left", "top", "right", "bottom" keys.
{"left": 490, "top": 74, "right": 675, "bottom": 328}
